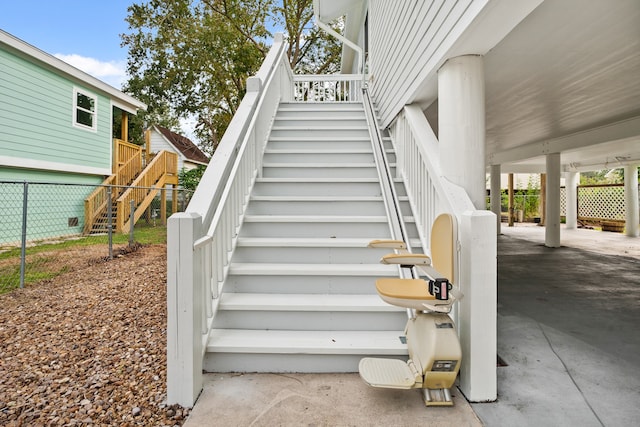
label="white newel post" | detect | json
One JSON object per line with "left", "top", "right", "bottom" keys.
{"left": 545, "top": 153, "right": 561, "bottom": 247}
{"left": 458, "top": 210, "right": 497, "bottom": 402}
{"left": 624, "top": 164, "right": 639, "bottom": 237}
{"left": 167, "top": 212, "right": 204, "bottom": 407}
{"left": 438, "top": 55, "right": 486, "bottom": 210}
{"left": 564, "top": 171, "right": 579, "bottom": 229}
{"left": 490, "top": 164, "right": 502, "bottom": 234}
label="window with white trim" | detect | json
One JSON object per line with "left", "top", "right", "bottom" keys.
{"left": 73, "top": 88, "right": 97, "bottom": 131}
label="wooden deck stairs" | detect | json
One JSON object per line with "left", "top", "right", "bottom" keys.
{"left": 84, "top": 139, "right": 178, "bottom": 234}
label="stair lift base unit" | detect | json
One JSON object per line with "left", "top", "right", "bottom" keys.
{"left": 359, "top": 313, "right": 461, "bottom": 407}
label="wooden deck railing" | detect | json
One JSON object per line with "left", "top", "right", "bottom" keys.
{"left": 114, "top": 139, "right": 142, "bottom": 171}
{"left": 116, "top": 151, "right": 143, "bottom": 187}
{"left": 116, "top": 150, "right": 179, "bottom": 233}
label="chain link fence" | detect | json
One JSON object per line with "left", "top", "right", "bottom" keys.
{"left": 0, "top": 180, "right": 193, "bottom": 293}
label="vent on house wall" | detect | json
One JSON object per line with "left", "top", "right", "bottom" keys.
{"left": 68, "top": 217, "right": 79, "bottom": 227}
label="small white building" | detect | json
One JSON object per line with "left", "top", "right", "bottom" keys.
{"left": 148, "top": 125, "right": 209, "bottom": 172}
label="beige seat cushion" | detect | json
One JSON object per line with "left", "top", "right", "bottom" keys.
{"left": 375, "top": 278, "right": 435, "bottom": 301}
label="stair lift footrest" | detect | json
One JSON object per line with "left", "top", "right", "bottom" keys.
{"left": 358, "top": 357, "right": 419, "bottom": 389}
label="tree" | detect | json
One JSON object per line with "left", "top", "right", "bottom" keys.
{"left": 121, "top": 0, "right": 342, "bottom": 154}
{"left": 179, "top": 165, "right": 207, "bottom": 191}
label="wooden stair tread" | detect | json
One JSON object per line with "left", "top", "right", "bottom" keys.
{"left": 235, "top": 237, "right": 422, "bottom": 248}
{"left": 219, "top": 293, "right": 401, "bottom": 312}
{"left": 228, "top": 263, "right": 396, "bottom": 276}
{"left": 242, "top": 215, "right": 415, "bottom": 223}
{"left": 207, "top": 329, "right": 408, "bottom": 354}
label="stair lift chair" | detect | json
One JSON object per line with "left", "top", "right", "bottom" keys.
{"left": 359, "top": 213, "right": 462, "bottom": 406}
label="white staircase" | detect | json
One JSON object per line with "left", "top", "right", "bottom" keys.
{"left": 204, "top": 102, "right": 422, "bottom": 372}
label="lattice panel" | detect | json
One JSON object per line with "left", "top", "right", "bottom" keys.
{"left": 578, "top": 185, "right": 626, "bottom": 221}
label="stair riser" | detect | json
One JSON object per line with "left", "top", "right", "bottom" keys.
{"left": 262, "top": 166, "right": 379, "bottom": 179}
{"left": 270, "top": 128, "right": 370, "bottom": 138}
{"left": 278, "top": 102, "right": 363, "bottom": 109}
{"left": 252, "top": 181, "right": 407, "bottom": 197}
{"left": 203, "top": 353, "right": 406, "bottom": 373}
{"left": 231, "top": 246, "right": 389, "bottom": 264}
{"left": 273, "top": 118, "right": 366, "bottom": 127}
{"left": 252, "top": 181, "right": 384, "bottom": 197}
{"left": 275, "top": 110, "right": 365, "bottom": 119}
{"left": 267, "top": 140, "right": 372, "bottom": 150}
{"left": 246, "top": 200, "right": 389, "bottom": 216}
{"left": 212, "top": 311, "right": 407, "bottom": 331}
{"left": 263, "top": 152, "right": 375, "bottom": 164}
{"left": 239, "top": 221, "right": 391, "bottom": 238}
{"left": 223, "top": 274, "right": 385, "bottom": 295}
{"left": 248, "top": 199, "right": 412, "bottom": 215}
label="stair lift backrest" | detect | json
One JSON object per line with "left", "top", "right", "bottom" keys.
{"left": 430, "top": 213, "right": 456, "bottom": 284}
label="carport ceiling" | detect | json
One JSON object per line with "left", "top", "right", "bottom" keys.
{"left": 483, "top": 0, "right": 640, "bottom": 172}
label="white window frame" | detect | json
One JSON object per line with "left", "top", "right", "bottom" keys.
{"left": 73, "top": 87, "right": 98, "bottom": 132}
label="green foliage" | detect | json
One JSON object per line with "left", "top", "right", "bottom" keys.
{"left": 580, "top": 169, "right": 624, "bottom": 185}
{"left": 121, "top": 0, "right": 342, "bottom": 153}
{"left": 179, "top": 166, "right": 206, "bottom": 191}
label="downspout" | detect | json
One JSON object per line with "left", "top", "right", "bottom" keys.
{"left": 314, "top": 14, "right": 364, "bottom": 77}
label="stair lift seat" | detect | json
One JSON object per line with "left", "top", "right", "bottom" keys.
{"left": 374, "top": 278, "right": 435, "bottom": 311}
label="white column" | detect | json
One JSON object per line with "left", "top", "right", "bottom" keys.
{"left": 564, "top": 171, "right": 579, "bottom": 229}
{"left": 545, "top": 153, "right": 561, "bottom": 247}
{"left": 438, "top": 55, "right": 486, "bottom": 210}
{"left": 624, "top": 165, "right": 639, "bottom": 237}
{"left": 490, "top": 164, "right": 502, "bottom": 234}
{"left": 458, "top": 211, "right": 497, "bottom": 402}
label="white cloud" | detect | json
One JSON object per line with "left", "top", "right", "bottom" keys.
{"left": 179, "top": 115, "right": 199, "bottom": 143}
{"left": 54, "top": 53, "right": 127, "bottom": 89}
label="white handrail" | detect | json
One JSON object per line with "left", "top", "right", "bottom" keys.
{"left": 166, "top": 34, "right": 292, "bottom": 407}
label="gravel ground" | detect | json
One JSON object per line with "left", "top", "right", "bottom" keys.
{"left": 0, "top": 244, "right": 190, "bottom": 426}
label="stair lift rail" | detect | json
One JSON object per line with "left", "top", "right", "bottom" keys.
{"left": 362, "top": 88, "right": 422, "bottom": 321}
{"left": 361, "top": 88, "right": 407, "bottom": 247}
{"left": 360, "top": 89, "right": 464, "bottom": 407}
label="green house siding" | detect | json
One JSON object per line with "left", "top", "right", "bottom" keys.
{"left": 0, "top": 47, "right": 112, "bottom": 171}
{"left": 0, "top": 169, "right": 103, "bottom": 245}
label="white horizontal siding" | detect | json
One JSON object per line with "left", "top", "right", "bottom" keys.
{"left": 149, "top": 129, "right": 189, "bottom": 171}
{"left": 368, "top": 0, "right": 474, "bottom": 126}
{"left": 0, "top": 47, "right": 111, "bottom": 172}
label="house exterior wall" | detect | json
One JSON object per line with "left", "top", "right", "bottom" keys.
{"left": 0, "top": 46, "right": 112, "bottom": 176}
{"left": 367, "top": 0, "right": 474, "bottom": 127}
{"left": 149, "top": 129, "right": 202, "bottom": 172}
{"left": 0, "top": 169, "right": 102, "bottom": 244}
{"left": 148, "top": 130, "right": 187, "bottom": 168}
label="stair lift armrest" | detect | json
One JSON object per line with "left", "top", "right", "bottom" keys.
{"left": 415, "top": 264, "right": 448, "bottom": 282}
{"left": 422, "top": 297, "right": 455, "bottom": 313}
{"left": 368, "top": 239, "right": 407, "bottom": 250}
{"left": 380, "top": 253, "right": 431, "bottom": 266}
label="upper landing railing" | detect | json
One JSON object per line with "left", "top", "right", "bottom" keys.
{"left": 292, "top": 74, "right": 362, "bottom": 102}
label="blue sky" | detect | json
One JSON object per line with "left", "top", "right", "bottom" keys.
{"left": 1, "top": 0, "right": 134, "bottom": 88}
